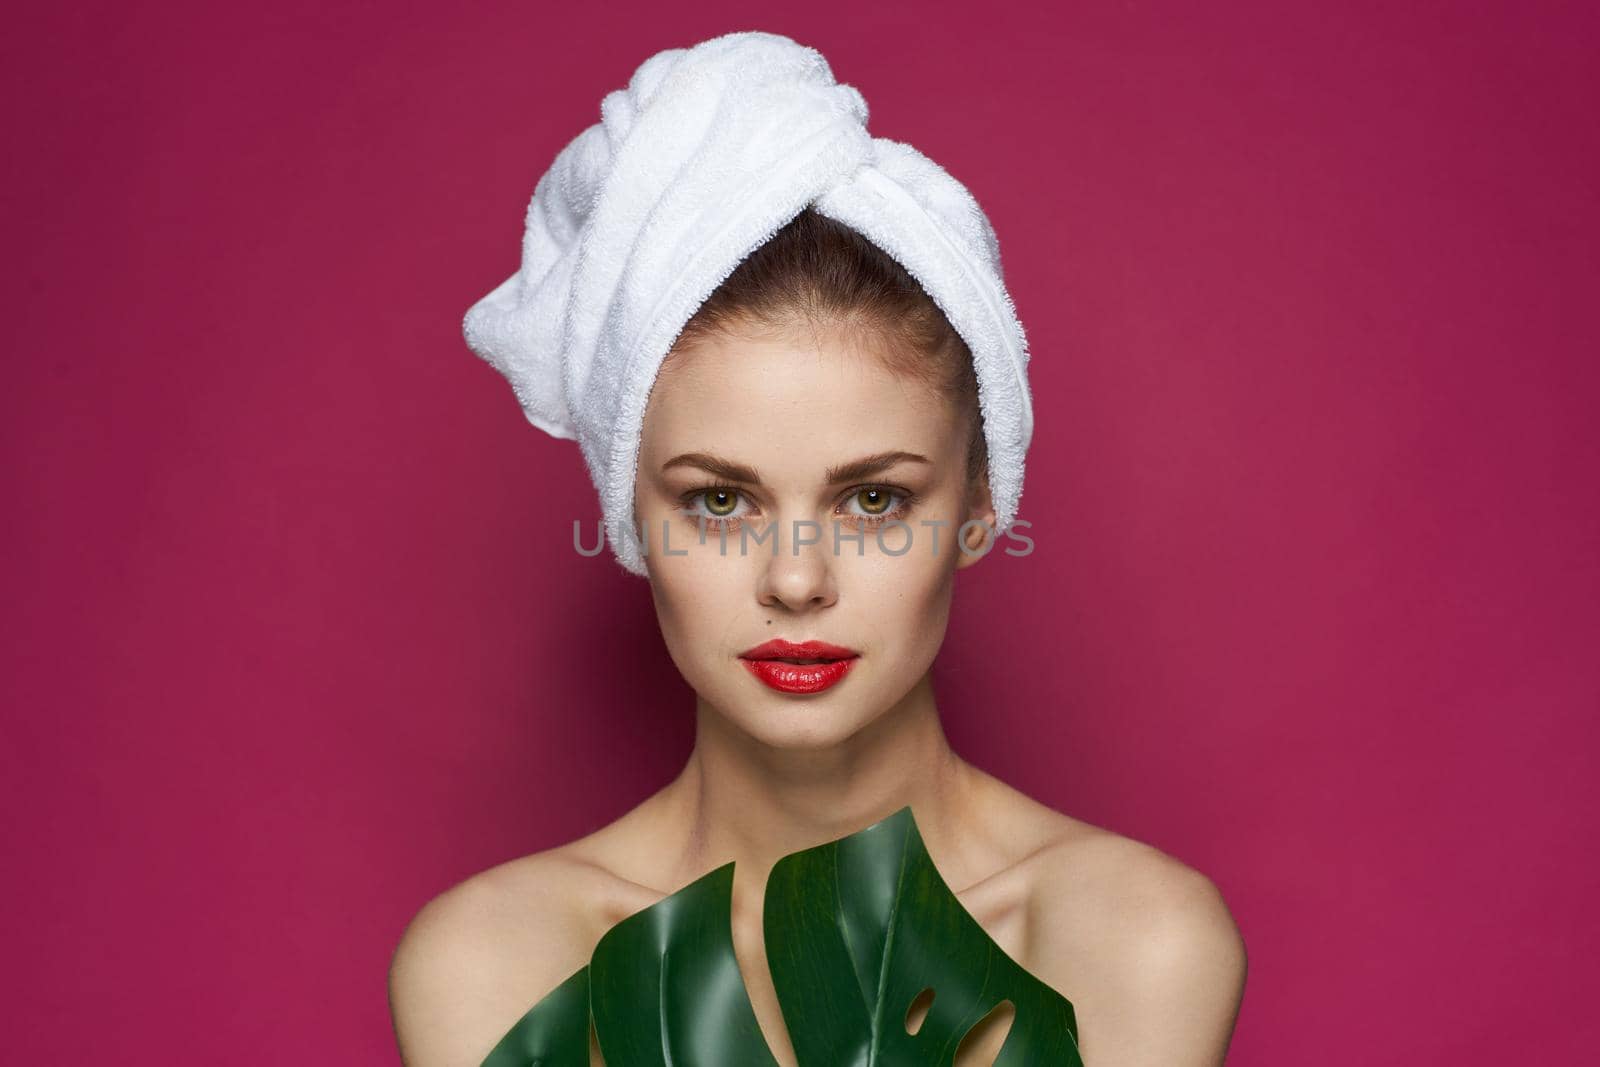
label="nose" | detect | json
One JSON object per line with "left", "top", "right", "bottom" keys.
{"left": 755, "top": 520, "right": 838, "bottom": 613}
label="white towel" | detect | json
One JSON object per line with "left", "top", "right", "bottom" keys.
{"left": 463, "top": 30, "right": 1033, "bottom": 577}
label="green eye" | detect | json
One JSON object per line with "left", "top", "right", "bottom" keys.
{"left": 702, "top": 489, "right": 739, "bottom": 517}
{"left": 856, "top": 487, "right": 892, "bottom": 514}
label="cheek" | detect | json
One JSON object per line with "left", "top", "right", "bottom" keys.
{"left": 647, "top": 556, "right": 746, "bottom": 671}
{"left": 843, "top": 550, "right": 957, "bottom": 656}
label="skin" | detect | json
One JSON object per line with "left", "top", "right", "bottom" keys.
{"left": 389, "top": 320, "right": 1248, "bottom": 1066}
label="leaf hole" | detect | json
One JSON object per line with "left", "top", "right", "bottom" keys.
{"left": 953, "top": 999, "right": 1016, "bottom": 1067}
{"left": 904, "top": 985, "right": 936, "bottom": 1035}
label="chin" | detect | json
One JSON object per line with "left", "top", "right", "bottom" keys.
{"left": 703, "top": 684, "right": 888, "bottom": 750}
{"left": 735, "top": 708, "right": 881, "bottom": 751}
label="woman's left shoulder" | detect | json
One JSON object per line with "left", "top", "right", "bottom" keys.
{"left": 1028, "top": 819, "right": 1244, "bottom": 958}
{"left": 1021, "top": 815, "right": 1248, "bottom": 1062}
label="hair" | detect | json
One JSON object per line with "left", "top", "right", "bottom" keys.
{"left": 668, "top": 207, "right": 988, "bottom": 491}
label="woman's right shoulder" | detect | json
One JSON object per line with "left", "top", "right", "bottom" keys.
{"left": 387, "top": 844, "right": 612, "bottom": 1067}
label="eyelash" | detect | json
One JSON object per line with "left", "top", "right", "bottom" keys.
{"left": 676, "top": 482, "right": 918, "bottom": 530}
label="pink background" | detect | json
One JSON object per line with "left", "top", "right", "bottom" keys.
{"left": 4, "top": 2, "right": 1596, "bottom": 1063}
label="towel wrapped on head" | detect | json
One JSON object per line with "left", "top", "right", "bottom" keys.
{"left": 463, "top": 30, "right": 1034, "bottom": 576}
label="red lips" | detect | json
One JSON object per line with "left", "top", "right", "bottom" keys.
{"left": 738, "top": 638, "right": 860, "bottom": 694}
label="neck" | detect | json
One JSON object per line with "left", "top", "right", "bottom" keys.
{"left": 662, "top": 672, "right": 985, "bottom": 913}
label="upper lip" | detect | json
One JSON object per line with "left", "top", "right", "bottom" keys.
{"left": 739, "top": 638, "right": 860, "bottom": 662}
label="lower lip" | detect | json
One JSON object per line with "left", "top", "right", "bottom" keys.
{"left": 740, "top": 657, "right": 859, "bottom": 694}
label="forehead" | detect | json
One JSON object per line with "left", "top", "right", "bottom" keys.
{"left": 640, "top": 328, "right": 961, "bottom": 474}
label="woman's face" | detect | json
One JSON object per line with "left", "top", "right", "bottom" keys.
{"left": 634, "top": 322, "right": 996, "bottom": 749}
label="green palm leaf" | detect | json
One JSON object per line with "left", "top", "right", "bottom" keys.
{"left": 588, "top": 862, "right": 780, "bottom": 1064}
{"left": 763, "top": 807, "right": 1081, "bottom": 1065}
{"left": 480, "top": 806, "right": 1081, "bottom": 1066}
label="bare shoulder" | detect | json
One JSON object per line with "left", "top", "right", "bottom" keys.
{"left": 1027, "top": 818, "right": 1245, "bottom": 960}
{"left": 1025, "top": 815, "right": 1248, "bottom": 1066}
{"left": 387, "top": 838, "right": 654, "bottom": 1067}
{"left": 387, "top": 783, "right": 687, "bottom": 1067}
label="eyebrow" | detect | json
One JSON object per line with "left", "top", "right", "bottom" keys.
{"left": 660, "top": 449, "right": 931, "bottom": 486}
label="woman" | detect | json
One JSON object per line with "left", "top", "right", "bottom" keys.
{"left": 391, "top": 32, "right": 1246, "bottom": 1067}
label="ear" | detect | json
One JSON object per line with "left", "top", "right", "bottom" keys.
{"left": 954, "top": 474, "right": 998, "bottom": 570}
